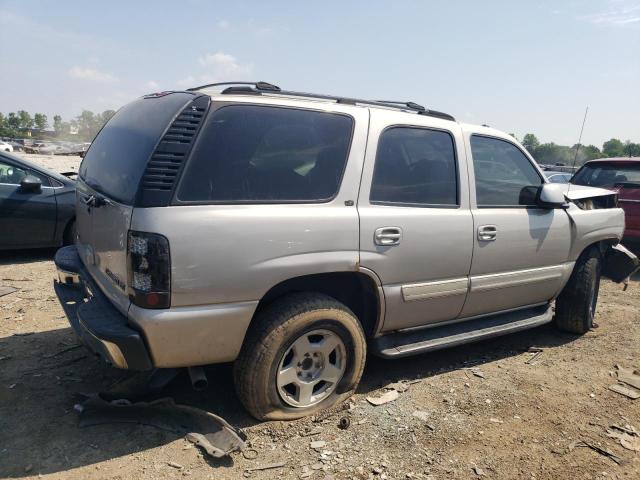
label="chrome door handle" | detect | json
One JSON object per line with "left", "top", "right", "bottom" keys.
{"left": 478, "top": 225, "right": 497, "bottom": 241}
{"left": 374, "top": 227, "right": 402, "bottom": 246}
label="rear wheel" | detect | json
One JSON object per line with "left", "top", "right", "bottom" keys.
{"left": 555, "top": 246, "right": 602, "bottom": 334}
{"left": 233, "top": 292, "right": 366, "bottom": 420}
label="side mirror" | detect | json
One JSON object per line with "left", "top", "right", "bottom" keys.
{"left": 20, "top": 175, "right": 42, "bottom": 193}
{"left": 537, "top": 183, "right": 566, "bottom": 208}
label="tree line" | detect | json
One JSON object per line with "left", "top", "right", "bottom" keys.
{"left": 518, "top": 133, "right": 640, "bottom": 166}
{"left": 0, "top": 109, "right": 116, "bottom": 142}
{"left": 2, "top": 109, "right": 638, "bottom": 164}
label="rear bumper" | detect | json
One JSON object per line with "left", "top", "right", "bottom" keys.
{"left": 53, "top": 246, "right": 153, "bottom": 370}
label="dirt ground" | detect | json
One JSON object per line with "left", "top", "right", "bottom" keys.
{"left": 1, "top": 154, "right": 639, "bottom": 479}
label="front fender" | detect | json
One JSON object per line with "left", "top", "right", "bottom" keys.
{"left": 565, "top": 204, "right": 625, "bottom": 260}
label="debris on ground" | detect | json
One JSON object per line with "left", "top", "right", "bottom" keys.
{"left": 310, "top": 440, "right": 326, "bottom": 450}
{"left": 412, "top": 410, "right": 430, "bottom": 422}
{"left": 569, "top": 439, "right": 625, "bottom": 465}
{"left": 244, "top": 462, "right": 287, "bottom": 473}
{"left": 526, "top": 351, "right": 543, "bottom": 365}
{"left": 606, "top": 424, "right": 640, "bottom": 452}
{"left": 615, "top": 365, "right": 640, "bottom": 390}
{"left": 167, "top": 461, "right": 183, "bottom": 469}
{"left": 472, "top": 465, "right": 486, "bottom": 476}
{"left": 470, "top": 368, "right": 485, "bottom": 379}
{"left": 608, "top": 383, "right": 640, "bottom": 400}
{"left": 337, "top": 417, "right": 350, "bottom": 430}
{"left": 366, "top": 389, "right": 400, "bottom": 406}
{"left": 0, "top": 286, "right": 18, "bottom": 297}
{"left": 77, "top": 396, "right": 246, "bottom": 459}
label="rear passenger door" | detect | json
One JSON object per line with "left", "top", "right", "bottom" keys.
{"left": 461, "top": 133, "right": 572, "bottom": 318}
{"left": 358, "top": 110, "right": 473, "bottom": 332}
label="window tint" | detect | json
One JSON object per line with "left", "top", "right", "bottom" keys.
{"left": 177, "top": 105, "right": 353, "bottom": 202}
{"left": 79, "top": 93, "right": 193, "bottom": 204}
{"left": 0, "top": 161, "right": 27, "bottom": 185}
{"left": 370, "top": 127, "right": 457, "bottom": 206}
{"left": 471, "top": 136, "right": 542, "bottom": 206}
{"left": 573, "top": 164, "right": 640, "bottom": 187}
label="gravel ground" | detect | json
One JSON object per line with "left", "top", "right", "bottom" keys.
{"left": 0, "top": 153, "right": 639, "bottom": 479}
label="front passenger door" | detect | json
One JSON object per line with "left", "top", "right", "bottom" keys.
{"left": 461, "top": 134, "right": 572, "bottom": 318}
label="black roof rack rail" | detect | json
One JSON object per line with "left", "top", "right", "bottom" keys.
{"left": 189, "top": 82, "right": 456, "bottom": 121}
{"left": 186, "top": 81, "right": 281, "bottom": 92}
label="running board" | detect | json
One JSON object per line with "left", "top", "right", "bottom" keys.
{"left": 372, "top": 305, "right": 553, "bottom": 358}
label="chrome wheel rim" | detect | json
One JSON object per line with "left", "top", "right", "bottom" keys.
{"left": 276, "top": 329, "right": 347, "bottom": 408}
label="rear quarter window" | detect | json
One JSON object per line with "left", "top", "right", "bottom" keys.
{"left": 176, "top": 105, "right": 354, "bottom": 203}
{"left": 79, "top": 93, "right": 193, "bottom": 204}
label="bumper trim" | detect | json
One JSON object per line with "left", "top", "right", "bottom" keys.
{"left": 53, "top": 245, "right": 153, "bottom": 370}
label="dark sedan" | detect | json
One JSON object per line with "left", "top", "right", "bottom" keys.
{"left": 0, "top": 151, "right": 76, "bottom": 250}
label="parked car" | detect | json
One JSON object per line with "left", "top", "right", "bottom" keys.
{"left": 545, "top": 171, "right": 573, "bottom": 183}
{"left": 572, "top": 157, "right": 640, "bottom": 242}
{"left": 53, "top": 83, "right": 639, "bottom": 420}
{"left": 0, "top": 141, "right": 13, "bottom": 152}
{"left": 0, "top": 151, "right": 76, "bottom": 250}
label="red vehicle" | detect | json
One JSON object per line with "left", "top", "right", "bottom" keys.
{"left": 572, "top": 158, "right": 640, "bottom": 241}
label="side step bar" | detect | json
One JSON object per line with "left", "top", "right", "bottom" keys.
{"left": 372, "top": 305, "right": 553, "bottom": 358}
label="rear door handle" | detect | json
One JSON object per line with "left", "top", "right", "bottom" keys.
{"left": 374, "top": 227, "right": 403, "bottom": 246}
{"left": 478, "top": 225, "right": 497, "bottom": 241}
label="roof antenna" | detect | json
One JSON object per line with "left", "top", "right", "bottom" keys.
{"left": 567, "top": 106, "right": 589, "bottom": 194}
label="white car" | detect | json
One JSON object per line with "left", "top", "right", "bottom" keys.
{"left": 0, "top": 141, "right": 13, "bottom": 153}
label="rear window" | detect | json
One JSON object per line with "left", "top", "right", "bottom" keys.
{"left": 79, "top": 93, "right": 192, "bottom": 204}
{"left": 177, "top": 105, "right": 353, "bottom": 203}
{"left": 573, "top": 163, "right": 640, "bottom": 187}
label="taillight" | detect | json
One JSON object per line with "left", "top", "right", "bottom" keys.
{"left": 127, "top": 231, "right": 171, "bottom": 309}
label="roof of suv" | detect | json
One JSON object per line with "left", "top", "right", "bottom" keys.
{"left": 187, "top": 81, "right": 457, "bottom": 122}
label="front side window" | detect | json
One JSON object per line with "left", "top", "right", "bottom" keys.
{"left": 471, "top": 135, "right": 542, "bottom": 206}
{"left": 370, "top": 127, "right": 458, "bottom": 206}
{"left": 177, "top": 105, "right": 353, "bottom": 202}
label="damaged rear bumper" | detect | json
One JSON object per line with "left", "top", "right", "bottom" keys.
{"left": 603, "top": 243, "right": 640, "bottom": 283}
{"left": 53, "top": 245, "right": 153, "bottom": 370}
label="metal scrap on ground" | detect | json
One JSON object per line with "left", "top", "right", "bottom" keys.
{"left": 608, "top": 383, "right": 640, "bottom": 400}
{"left": 77, "top": 396, "right": 246, "bottom": 459}
{"left": 366, "top": 389, "right": 399, "bottom": 406}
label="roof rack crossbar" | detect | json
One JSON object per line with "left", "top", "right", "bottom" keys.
{"left": 375, "top": 100, "right": 426, "bottom": 112}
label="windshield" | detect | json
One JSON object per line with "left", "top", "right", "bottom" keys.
{"left": 572, "top": 163, "right": 640, "bottom": 188}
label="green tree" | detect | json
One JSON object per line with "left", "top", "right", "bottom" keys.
{"left": 100, "top": 109, "right": 116, "bottom": 124}
{"left": 602, "top": 138, "right": 625, "bottom": 157}
{"left": 7, "top": 112, "right": 20, "bottom": 130}
{"left": 33, "top": 113, "right": 48, "bottom": 131}
{"left": 623, "top": 141, "right": 640, "bottom": 157}
{"left": 521, "top": 133, "right": 540, "bottom": 154}
{"left": 53, "top": 115, "right": 64, "bottom": 134}
{"left": 17, "top": 110, "right": 33, "bottom": 130}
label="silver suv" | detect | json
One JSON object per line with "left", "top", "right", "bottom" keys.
{"left": 54, "top": 82, "right": 639, "bottom": 420}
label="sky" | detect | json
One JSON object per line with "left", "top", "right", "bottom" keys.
{"left": 0, "top": 0, "right": 639, "bottom": 147}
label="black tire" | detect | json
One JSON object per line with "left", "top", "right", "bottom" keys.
{"left": 233, "top": 292, "right": 367, "bottom": 421}
{"left": 63, "top": 219, "right": 76, "bottom": 246}
{"left": 555, "top": 246, "right": 602, "bottom": 334}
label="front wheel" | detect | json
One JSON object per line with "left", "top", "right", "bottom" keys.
{"left": 555, "top": 247, "right": 602, "bottom": 334}
{"left": 233, "top": 293, "right": 367, "bottom": 421}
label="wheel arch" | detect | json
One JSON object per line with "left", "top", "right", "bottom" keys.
{"left": 249, "top": 270, "right": 384, "bottom": 339}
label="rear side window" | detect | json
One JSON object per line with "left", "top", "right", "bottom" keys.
{"left": 79, "top": 93, "right": 192, "bottom": 204}
{"left": 370, "top": 127, "right": 458, "bottom": 206}
{"left": 471, "top": 135, "right": 542, "bottom": 206}
{"left": 177, "top": 105, "right": 353, "bottom": 202}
